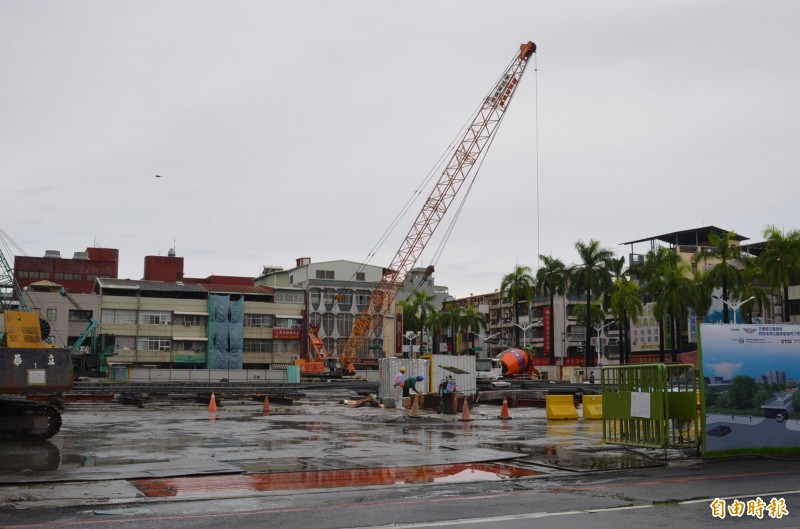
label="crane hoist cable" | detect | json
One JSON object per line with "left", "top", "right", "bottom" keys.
{"left": 335, "top": 41, "right": 537, "bottom": 372}
{"left": 342, "top": 97, "right": 492, "bottom": 293}
{"left": 426, "top": 52, "right": 538, "bottom": 273}
{"left": 350, "top": 52, "right": 526, "bottom": 288}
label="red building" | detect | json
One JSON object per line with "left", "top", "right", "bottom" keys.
{"left": 143, "top": 248, "right": 255, "bottom": 286}
{"left": 143, "top": 249, "right": 185, "bottom": 282}
{"left": 14, "top": 246, "right": 256, "bottom": 297}
{"left": 15, "top": 247, "right": 119, "bottom": 294}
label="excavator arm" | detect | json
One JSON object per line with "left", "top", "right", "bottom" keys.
{"left": 338, "top": 41, "right": 537, "bottom": 373}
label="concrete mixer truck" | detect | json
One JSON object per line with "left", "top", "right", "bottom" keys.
{"left": 475, "top": 348, "right": 540, "bottom": 386}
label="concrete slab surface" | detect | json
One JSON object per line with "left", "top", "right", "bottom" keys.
{"left": 0, "top": 388, "right": 671, "bottom": 510}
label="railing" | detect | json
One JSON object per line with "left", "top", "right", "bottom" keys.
{"left": 602, "top": 363, "right": 699, "bottom": 450}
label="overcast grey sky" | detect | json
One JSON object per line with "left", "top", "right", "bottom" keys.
{"left": 2, "top": 1, "right": 798, "bottom": 299}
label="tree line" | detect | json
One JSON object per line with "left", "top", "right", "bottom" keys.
{"left": 400, "top": 225, "right": 800, "bottom": 365}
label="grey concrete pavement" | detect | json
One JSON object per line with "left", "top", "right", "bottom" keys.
{"left": 0, "top": 388, "right": 671, "bottom": 510}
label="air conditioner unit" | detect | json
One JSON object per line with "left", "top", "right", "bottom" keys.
{"left": 160, "top": 346, "right": 171, "bottom": 351}
{"left": 183, "top": 322, "right": 193, "bottom": 327}
{"left": 291, "top": 354, "right": 300, "bottom": 361}
{"left": 193, "top": 348, "right": 203, "bottom": 353}
{"left": 161, "top": 320, "right": 170, "bottom": 325}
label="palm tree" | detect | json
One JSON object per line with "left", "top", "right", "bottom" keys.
{"left": 739, "top": 256, "right": 772, "bottom": 324}
{"left": 426, "top": 310, "right": 444, "bottom": 355}
{"left": 570, "top": 240, "right": 613, "bottom": 366}
{"left": 603, "top": 257, "right": 630, "bottom": 308}
{"left": 691, "top": 231, "right": 745, "bottom": 324}
{"left": 571, "top": 302, "right": 608, "bottom": 366}
{"left": 688, "top": 270, "right": 713, "bottom": 327}
{"left": 439, "top": 303, "right": 463, "bottom": 355}
{"left": 534, "top": 255, "right": 567, "bottom": 365}
{"left": 653, "top": 259, "right": 693, "bottom": 362}
{"left": 397, "top": 299, "right": 420, "bottom": 332}
{"left": 408, "top": 290, "right": 436, "bottom": 332}
{"left": 460, "top": 303, "right": 487, "bottom": 354}
{"left": 398, "top": 290, "right": 437, "bottom": 357}
{"left": 609, "top": 277, "right": 643, "bottom": 364}
{"left": 634, "top": 247, "right": 681, "bottom": 362}
{"left": 571, "top": 303, "right": 606, "bottom": 327}
{"left": 758, "top": 225, "right": 800, "bottom": 323}
{"left": 500, "top": 265, "right": 535, "bottom": 346}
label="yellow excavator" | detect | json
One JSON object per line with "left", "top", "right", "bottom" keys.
{"left": 1, "top": 245, "right": 73, "bottom": 439}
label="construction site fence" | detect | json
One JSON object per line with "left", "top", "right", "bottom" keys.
{"left": 122, "top": 367, "right": 381, "bottom": 384}
{"left": 602, "top": 363, "right": 699, "bottom": 450}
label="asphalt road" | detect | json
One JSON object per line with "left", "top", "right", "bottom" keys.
{"left": 1, "top": 390, "right": 799, "bottom": 528}
{"left": 1, "top": 457, "right": 799, "bottom": 529}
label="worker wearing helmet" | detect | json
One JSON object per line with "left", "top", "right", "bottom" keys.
{"left": 392, "top": 366, "right": 406, "bottom": 412}
{"left": 403, "top": 374, "right": 425, "bottom": 398}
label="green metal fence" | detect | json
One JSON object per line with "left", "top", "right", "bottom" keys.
{"left": 602, "top": 363, "right": 699, "bottom": 450}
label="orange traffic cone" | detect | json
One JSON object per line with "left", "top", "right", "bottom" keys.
{"left": 408, "top": 395, "right": 420, "bottom": 418}
{"left": 499, "top": 396, "right": 511, "bottom": 420}
{"left": 459, "top": 398, "right": 473, "bottom": 422}
{"left": 263, "top": 394, "right": 270, "bottom": 414}
{"left": 208, "top": 392, "right": 218, "bottom": 412}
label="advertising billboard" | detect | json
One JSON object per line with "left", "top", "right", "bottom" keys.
{"left": 629, "top": 302, "right": 660, "bottom": 352}
{"left": 700, "top": 323, "right": 800, "bottom": 455}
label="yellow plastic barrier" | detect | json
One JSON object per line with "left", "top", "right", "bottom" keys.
{"left": 546, "top": 394, "right": 578, "bottom": 420}
{"left": 582, "top": 394, "right": 603, "bottom": 419}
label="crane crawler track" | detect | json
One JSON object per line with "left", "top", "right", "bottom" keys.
{"left": 0, "top": 398, "right": 62, "bottom": 440}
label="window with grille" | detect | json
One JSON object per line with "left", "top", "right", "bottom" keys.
{"left": 102, "top": 309, "right": 136, "bottom": 324}
{"left": 68, "top": 309, "right": 93, "bottom": 322}
{"left": 244, "top": 314, "right": 273, "bottom": 328}
{"left": 137, "top": 337, "right": 172, "bottom": 351}
{"left": 138, "top": 311, "right": 172, "bottom": 325}
{"left": 315, "top": 270, "right": 335, "bottom": 279}
{"left": 243, "top": 339, "right": 272, "bottom": 352}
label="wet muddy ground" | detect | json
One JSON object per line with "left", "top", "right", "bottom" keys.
{"left": 0, "top": 388, "right": 670, "bottom": 509}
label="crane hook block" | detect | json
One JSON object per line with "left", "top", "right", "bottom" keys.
{"left": 519, "top": 41, "right": 536, "bottom": 60}
{"left": 424, "top": 265, "right": 435, "bottom": 279}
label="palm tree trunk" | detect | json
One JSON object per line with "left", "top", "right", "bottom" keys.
{"left": 722, "top": 276, "right": 730, "bottom": 324}
{"left": 621, "top": 308, "right": 628, "bottom": 364}
{"left": 585, "top": 292, "right": 592, "bottom": 367}
{"left": 549, "top": 296, "right": 556, "bottom": 365}
{"left": 624, "top": 317, "right": 631, "bottom": 365}
{"left": 670, "top": 314, "right": 679, "bottom": 363}
{"left": 658, "top": 318, "right": 666, "bottom": 363}
{"left": 784, "top": 284, "right": 790, "bottom": 323}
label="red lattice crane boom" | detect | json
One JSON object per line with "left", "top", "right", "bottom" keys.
{"left": 338, "top": 41, "right": 537, "bottom": 373}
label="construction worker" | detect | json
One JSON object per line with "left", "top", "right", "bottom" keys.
{"left": 393, "top": 366, "right": 406, "bottom": 411}
{"left": 438, "top": 375, "right": 456, "bottom": 414}
{"left": 404, "top": 374, "right": 425, "bottom": 398}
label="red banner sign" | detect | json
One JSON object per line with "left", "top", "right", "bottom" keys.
{"left": 543, "top": 306, "right": 551, "bottom": 355}
{"left": 273, "top": 328, "right": 301, "bottom": 340}
{"left": 563, "top": 356, "right": 584, "bottom": 366}
{"left": 396, "top": 314, "right": 403, "bottom": 357}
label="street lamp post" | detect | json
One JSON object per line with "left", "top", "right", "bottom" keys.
{"left": 403, "top": 331, "right": 420, "bottom": 359}
{"left": 474, "top": 331, "right": 501, "bottom": 358}
{"left": 713, "top": 296, "right": 755, "bottom": 325}
{"left": 592, "top": 320, "right": 616, "bottom": 367}
{"left": 512, "top": 319, "right": 542, "bottom": 349}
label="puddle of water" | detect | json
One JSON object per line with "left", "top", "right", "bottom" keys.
{"left": 133, "top": 463, "right": 543, "bottom": 498}
{"left": 0, "top": 441, "right": 61, "bottom": 472}
{"left": 60, "top": 454, "right": 170, "bottom": 467}
{"left": 508, "top": 444, "right": 659, "bottom": 471}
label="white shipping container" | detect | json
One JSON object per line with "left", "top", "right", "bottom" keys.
{"left": 428, "top": 354, "right": 476, "bottom": 396}
{"left": 378, "top": 358, "right": 429, "bottom": 400}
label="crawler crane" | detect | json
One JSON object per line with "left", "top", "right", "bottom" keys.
{"left": 333, "top": 41, "right": 537, "bottom": 374}
{"left": 0, "top": 245, "right": 73, "bottom": 439}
